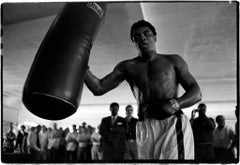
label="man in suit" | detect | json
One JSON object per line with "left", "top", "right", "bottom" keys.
{"left": 99, "top": 102, "right": 127, "bottom": 160}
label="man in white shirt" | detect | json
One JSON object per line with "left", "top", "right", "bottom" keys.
{"left": 39, "top": 125, "right": 48, "bottom": 162}
{"left": 213, "top": 115, "right": 235, "bottom": 162}
{"left": 77, "top": 126, "right": 90, "bottom": 160}
{"left": 51, "top": 123, "right": 61, "bottom": 162}
{"left": 91, "top": 127, "right": 102, "bottom": 160}
{"left": 65, "top": 124, "right": 78, "bottom": 162}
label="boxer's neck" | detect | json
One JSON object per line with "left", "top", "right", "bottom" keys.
{"left": 139, "top": 50, "right": 157, "bottom": 62}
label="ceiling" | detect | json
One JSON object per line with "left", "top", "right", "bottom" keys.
{"left": 2, "top": 2, "right": 64, "bottom": 25}
{"left": 2, "top": 2, "right": 238, "bottom": 127}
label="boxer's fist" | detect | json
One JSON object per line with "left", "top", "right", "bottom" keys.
{"left": 161, "top": 99, "right": 180, "bottom": 115}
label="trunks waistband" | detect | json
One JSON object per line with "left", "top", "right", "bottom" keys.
{"left": 142, "top": 108, "right": 183, "bottom": 121}
{"left": 195, "top": 142, "right": 213, "bottom": 146}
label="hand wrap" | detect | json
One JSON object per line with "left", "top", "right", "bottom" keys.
{"left": 169, "top": 99, "right": 180, "bottom": 114}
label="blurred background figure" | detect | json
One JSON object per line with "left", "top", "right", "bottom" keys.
{"left": 27, "top": 125, "right": 42, "bottom": 162}
{"left": 59, "top": 127, "right": 67, "bottom": 162}
{"left": 77, "top": 126, "right": 90, "bottom": 161}
{"left": 65, "top": 124, "right": 78, "bottom": 162}
{"left": 91, "top": 126, "right": 102, "bottom": 160}
{"left": 51, "top": 123, "right": 61, "bottom": 162}
{"left": 3, "top": 123, "right": 16, "bottom": 153}
{"left": 190, "top": 103, "right": 215, "bottom": 161}
{"left": 14, "top": 125, "right": 26, "bottom": 153}
{"left": 46, "top": 127, "right": 53, "bottom": 161}
{"left": 234, "top": 105, "right": 239, "bottom": 160}
{"left": 21, "top": 126, "right": 29, "bottom": 154}
{"left": 39, "top": 125, "right": 48, "bottom": 162}
{"left": 86, "top": 125, "right": 93, "bottom": 160}
{"left": 213, "top": 115, "right": 235, "bottom": 162}
{"left": 82, "top": 122, "right": 87, "bottom": 129}
{"left": 124, "top": 105, "right": 138, "bottom": 160}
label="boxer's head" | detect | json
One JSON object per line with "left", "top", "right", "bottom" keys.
{"left": 130, "top": 20, "right": 157, "bottom": 42}
{"left": 110, "top": 102, "right": 119, "bottom": 116}
{"left": 130, "top": 20, "right": 157, "bottom": 54}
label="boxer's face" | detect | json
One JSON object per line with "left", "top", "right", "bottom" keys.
{"left": 132, "top": 26, "right": 156, "bottom": 52}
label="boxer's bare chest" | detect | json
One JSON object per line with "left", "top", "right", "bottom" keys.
{"left": 124, "top": 56, "right": 178, "bottom": 102}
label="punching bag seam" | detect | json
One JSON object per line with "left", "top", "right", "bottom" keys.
{"left": 32, "top": 91, "right": 77, "bottom": 109}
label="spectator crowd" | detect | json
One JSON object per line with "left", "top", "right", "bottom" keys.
{"left": 3, "top": 122, "right": 101, "bottom": 162}
{"left": 2, "top": 103, "right": 239, "bottom": 163}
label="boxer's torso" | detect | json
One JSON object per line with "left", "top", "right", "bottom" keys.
{"left": 120, "top": 54, "right": 179, "bottom": 118}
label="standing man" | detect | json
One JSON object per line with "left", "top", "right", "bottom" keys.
{"left": 4, "top": 123, "right": 16, "bottom": 153}
{"left": 21, "top": 126, "right": 29, "bottom": 154}
{"left": 124, "top": 105, "right": 138, "bottom": 159}
{"left": 190, "top": 103, "right": 216, "bottom": 161}
{"left": 27, "top": 125, "right": 42, "bottom": 162}
{"left": 77, "top": 127, "right": 90, "bottom": 161}
{"left": 51, "top": 123, "right": 61, "bottom": 162}
{"left": 39, "top": 125, "right": 48, "bottom": 162}
{"left": 213, "top": 115, "right": 235, "bottom": 162}
{"left": 99, "top": 102, "right": 126, "bottom": 160}
{"left": 15, "top": 125, "right": 26, "bottom": 152}
{"left": 65, "top": 124, "right": 78, "bottom": 162}
{"left": 91, "top": 127, "right": 102, "bottom": 160}
{"left": 84, "top": 20, "right": 201, "bottom": 159}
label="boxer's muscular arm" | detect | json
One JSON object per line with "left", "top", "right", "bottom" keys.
{"left": 84, "top": 62, "right": 125, "bottom": 96}
{"left": 172, "top": 55, "right": 202, "bottom": 108}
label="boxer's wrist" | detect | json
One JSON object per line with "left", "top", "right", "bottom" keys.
{"left": 169, "top": 99, "right": 180, "bottom": 113}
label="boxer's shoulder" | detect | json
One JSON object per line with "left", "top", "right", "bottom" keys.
{"left": 159, "top": 54, "right": 188, "bottom": 69}
{"left": 114, "top": 58, "right": 138, "bottom": 71}
{"left": 163, "top": 54, "right": 185, "bottom": 63}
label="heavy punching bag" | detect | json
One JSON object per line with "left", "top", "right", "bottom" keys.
{"left": 22, "top": 2, "right": 107, "bottom": 120}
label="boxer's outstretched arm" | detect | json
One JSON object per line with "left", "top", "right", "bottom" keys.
{"left": 84, "top": 62, "right": 125, "bottom": 96}
{"left": 172, "top": 55, "right": 202, "bottom": 108}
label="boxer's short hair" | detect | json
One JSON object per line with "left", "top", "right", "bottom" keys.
{"left": 130, "top": 20, "right": 157, "bottom": 41}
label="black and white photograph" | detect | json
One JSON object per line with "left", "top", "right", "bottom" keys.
{"left": 1, "top": 1, "right": 239, "bottom": 163}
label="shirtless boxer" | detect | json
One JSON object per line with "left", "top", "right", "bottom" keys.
{"left": 84, "top": 20, "right": 202, "bottom": 160}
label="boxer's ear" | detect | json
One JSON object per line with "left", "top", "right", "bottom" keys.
{"left": 132, "top": 36, "right": 137, "bottom": 43}
{"left": 154, "top": 35, "right": 157, "bottom": 42}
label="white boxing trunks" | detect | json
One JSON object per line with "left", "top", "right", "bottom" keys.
{"left": 136, "top": 113, "right": 194, "bottom": 159}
